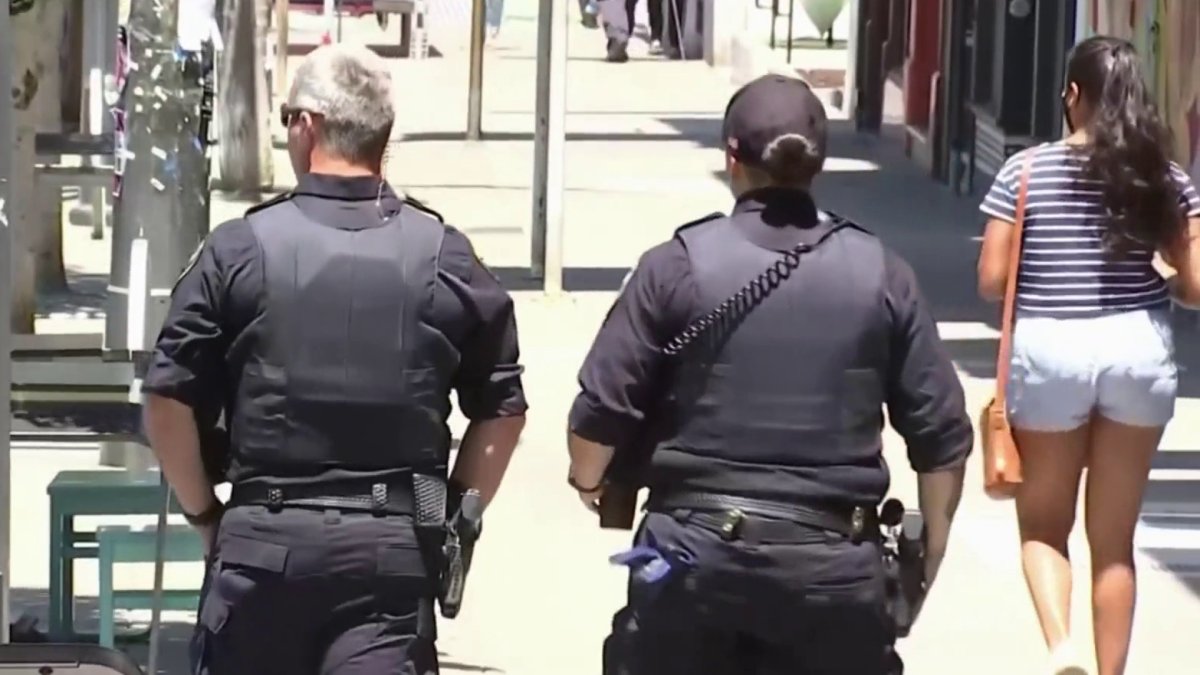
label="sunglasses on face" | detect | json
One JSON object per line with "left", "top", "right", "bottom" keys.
{"left": 280, "top": 105, "right": 315, "bottom": 129}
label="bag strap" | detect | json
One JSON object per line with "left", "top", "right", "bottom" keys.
{"left": 994, "top": 149, "right": 1036, "bottom": 404}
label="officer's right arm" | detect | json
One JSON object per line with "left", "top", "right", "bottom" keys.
{"left": 142, "top": 220, "right": 249, "bottom": 524}
{"left": 566, "top": 242, "right": 691, "bottom": 499}
{"left": 882, "top": 251, "right": 972, "bottom": 584}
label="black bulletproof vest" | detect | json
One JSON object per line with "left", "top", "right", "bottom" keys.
{"left": 651, "top": 216, "right": 893, "bottom": 505}
{"left": 234, "top": 201, "right": 459, "bottom": 475}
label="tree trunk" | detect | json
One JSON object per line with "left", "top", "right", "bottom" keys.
{"left": 10, "top": 0, "right": 69, "bottom": 331}
{"left": 61, "top": 3, "right": 84, "bottom": 132}
{"left": 215, "top": 0, "right": 274, "bottom": 194}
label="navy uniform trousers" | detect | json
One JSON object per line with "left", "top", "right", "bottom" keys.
{"left": 604, "top": 512, "right": 904, "bottom": 675}
{"left": 191, "top": 505, "right": 438, "bottom": 675}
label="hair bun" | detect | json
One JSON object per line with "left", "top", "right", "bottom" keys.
{"left": 760, "top": 133, "right": 823, "bottom": 184}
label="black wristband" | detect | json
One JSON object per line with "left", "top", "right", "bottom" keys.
{"left": 567, "top": 474, "right": 604, "bottom": 493}
{"left": 183, "top": 500, "right": 225, "bottom": 527}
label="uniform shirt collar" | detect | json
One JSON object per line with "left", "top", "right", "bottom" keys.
{"left": 294, "top": 173, "right": 400, "bottom": 201}
{"left": 732, "top": 187, "right": 820, "bottom": 228}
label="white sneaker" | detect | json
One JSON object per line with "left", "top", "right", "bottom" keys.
{"left": 1049, "top": 643, "right": 1089, "bottom": 675}
{"left": 649, "top": 39, "right": 663, "bottom": 55}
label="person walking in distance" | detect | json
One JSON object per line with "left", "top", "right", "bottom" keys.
{"left": 597, "top": 0, "right": 666, "bottom": 62}
{"left": 977, "top": 36, "right": 1200, "bottom": 675}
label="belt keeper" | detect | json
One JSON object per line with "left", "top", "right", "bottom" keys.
{"left": 850, "top": 506, "right": 866, "bottom": 543}
{"left": 267, "top": 487, "right": 283, "bottom": 513}
{"left": 371, "top": 483, "right": 388, "bottom": 517}
{"left": 718, "top": 508, "right": 744, "bottom": 541}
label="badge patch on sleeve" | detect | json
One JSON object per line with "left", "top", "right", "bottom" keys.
{"left": 474, "top": 251, "right": 501, "bottom": 284}
{"left": 174, "top": 238, "right": 207, "bottom": 292}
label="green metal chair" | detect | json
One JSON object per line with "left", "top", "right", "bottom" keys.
{"left": 95, "top": 525, "right": 204, "bottom": 648}
{"left": 45, "top": 470, "right": 183, "bottom": 640}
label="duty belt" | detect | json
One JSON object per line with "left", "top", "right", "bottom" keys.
{"left": 229, "top": 480, "right": 416, "bottom": 516}
{"left": 647, "top": 492, "right": 879, "bottom": 543}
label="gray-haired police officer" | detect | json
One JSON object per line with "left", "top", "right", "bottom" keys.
{"left": 143, "top": 44, "right": 527, "bottom": 674}
{"left": 567, "top": 74, "right": 972, "bottom": 673}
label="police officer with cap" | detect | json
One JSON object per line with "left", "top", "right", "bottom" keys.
{"left": 566, "top": 74, "right": 971, "bottom": 673}
{"left": 143, "top": 43, "right": 527, "bottom": 674}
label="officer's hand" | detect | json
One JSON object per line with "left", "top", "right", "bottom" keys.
{"left": 923, "top": 548, "right": 946, "bottom": 587}
{"left": 577, "top": 486, "right": 605, "bottom": 513}
{"left": 196, "top": 523, "right": 218, "bottom": 558}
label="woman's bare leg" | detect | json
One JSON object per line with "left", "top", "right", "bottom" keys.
{"left": 1015, "top": 424, "right": 1091, "bottom": 650}
{"left": 1084, "top": 416, "right": 1162, "bottom": 675}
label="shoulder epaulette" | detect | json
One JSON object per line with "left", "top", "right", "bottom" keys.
{"left": 403, "top": 196, "right": 445, "bottom": 223}
{"left": 824, "top": 210, "right": 874, "bottom": 237}
{"left": 673, "top": 211, "right": 726, "bottom": 235}
{"left": 244, "top": 191, "right": 294, "bottom": 217}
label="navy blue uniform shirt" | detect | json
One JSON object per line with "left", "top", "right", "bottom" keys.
{"left": 143, "top": 174, "right": 528, "bottom": 483}
{"left": 568, "top": 188, "right": 972, "bottom": 477}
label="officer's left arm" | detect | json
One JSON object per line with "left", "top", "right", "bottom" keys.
{"left": 566, "top": 242, "right": 690, "bottom": 497}
{"left": 882, "top": 251, "right": 972, "bottom": 580}
{"left": 142, "top": 226, "right": 239, "bottom": 522}
{"left": 444, "top": 235, "right": 528, "bottom": 508}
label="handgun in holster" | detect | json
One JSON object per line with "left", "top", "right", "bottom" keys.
{"left": 597, "top": 436, "right": 654, "bottom": 531}
{"left": 194, "top": 405, "right": 230, "bottom": 485}
{"left": 412, "top": 474, "right": 483, "bottom": 619}
{"left": 879, "top": 498, "right": 928, "bottom": 637}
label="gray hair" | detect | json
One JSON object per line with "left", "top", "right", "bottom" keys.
{"left": 287, "top": 44, "right": 395, "bottom": 163}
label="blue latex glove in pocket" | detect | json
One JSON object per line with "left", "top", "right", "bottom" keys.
{"left": 610, "top": 531, "right": 696, "bottom": 603}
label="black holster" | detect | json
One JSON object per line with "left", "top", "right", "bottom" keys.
{"left": 880, "top": 500, "right": 927, "bottom": 637}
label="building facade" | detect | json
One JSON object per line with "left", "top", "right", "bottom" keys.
{"left": 1076, "top": 0, "right": 1200, "bottom": 185}
{"left": 851, "top": 0, "right": 1200, "bottom": 191}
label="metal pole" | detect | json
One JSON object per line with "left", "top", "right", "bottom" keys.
{"left": 786, "top": 0, "right": 795, "bottom": 64}
{"left": 530, "top": 0, "right": 567, "bottom": 291}
{"left": 146, "top": 481, "right": 170, "bottom": 675}
{"left": 322, "top": 0, "right": 335, "bottom": 42}
{"left": 109, "top": 0, "right": 211, "bottom": 356}
{"left": 275, "top": 0, "right": 290, "bottom": 102}
{"left": 82, "top": 0, "right": 110, "bottom": 241}
{"left": 0, "top": 0, "right": 14, "bottom": 645}
{"left": 466, "top": 0, "right": 486, "bottom": 141}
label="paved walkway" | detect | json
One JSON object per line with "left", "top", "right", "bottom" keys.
{"left": 27, "top": 2, "right": 1200, "bottom": 672}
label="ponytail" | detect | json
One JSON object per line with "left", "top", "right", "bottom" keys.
{"left": 1069, "top": 37, "right": 1182, "bottom": 251}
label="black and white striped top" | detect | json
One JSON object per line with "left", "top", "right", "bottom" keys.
{"left": 980, "top": 141, "right": 1200, "bottom": 318}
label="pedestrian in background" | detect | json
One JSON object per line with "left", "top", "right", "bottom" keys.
{"left": 597, "top": 0, "right": 666, "bottom": 62}
{"left": 976, "top": 35, "right": 1200, "bottom": 675}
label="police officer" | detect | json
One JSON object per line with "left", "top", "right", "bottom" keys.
{"left": 142, "top": 44, "right": 527, "bottom": 674}
{"left": 566, "top": 74, "right": 971, "bottom": 673}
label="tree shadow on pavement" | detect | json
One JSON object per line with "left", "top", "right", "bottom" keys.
{"left": 37, "top": 272, "right": 107, "bottom": 319}
{"left": 438, "top": 652, "right": 506, "bottom": 672}
{"left": 491, "top": 266, "right": 631, "bottom": 292}
{"left": 397, "top": 118, "right": 720, "bottom": 146}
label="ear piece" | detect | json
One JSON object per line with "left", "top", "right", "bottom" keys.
{"left": 376, "top": 143, "right": 392, "bottom": 221}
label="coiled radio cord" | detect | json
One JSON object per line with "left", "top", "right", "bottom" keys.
{"left": 661, "top": 240, "right": 812, "bottom": 356}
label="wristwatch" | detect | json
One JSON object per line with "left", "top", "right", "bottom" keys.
{"left": 182, "top": 500, "right": 225, "bottom": 528}
{"left": 567, "top": 474, "right": 604, "bottom": 493}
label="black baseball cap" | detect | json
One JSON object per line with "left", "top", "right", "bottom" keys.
{"left": 722, "top": 74, "right": 828, "bottom": 167}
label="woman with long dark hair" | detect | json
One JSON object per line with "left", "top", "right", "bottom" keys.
{"left": 976, "top": 36, "right": 1200, "bottom": 675}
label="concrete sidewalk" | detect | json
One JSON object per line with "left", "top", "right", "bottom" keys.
{"left": 30, "top": 2, "right": 1200, "bottom": 672}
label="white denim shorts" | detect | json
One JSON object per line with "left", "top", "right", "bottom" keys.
{"left": 1007, "top": 309, "right": 1178, "bottom": 431}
